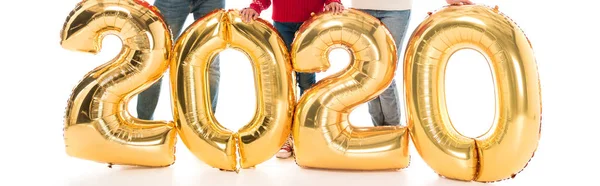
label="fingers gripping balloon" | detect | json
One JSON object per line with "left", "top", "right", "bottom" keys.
{"left": 291, "top": 9, "right": 410, "bottom": 171}
{"left": 60, "top": 0, "right": 176, "bottom": 167}
{"left": 404, "top": 5, "right": 541, "bottom": 182}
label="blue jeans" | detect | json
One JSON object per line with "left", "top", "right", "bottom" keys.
{"left": 273, "top": 22, "right": 316, "bottom": 96}
{"left": 137, "top": 0, "right": 224, "bottom": 120}
{"left": 359, "top": 9, "right": 411, "bottom": 126}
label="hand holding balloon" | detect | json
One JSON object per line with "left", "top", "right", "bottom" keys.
{"left": 324, "top": 2, "right": 344, "bottom": 14}
{"left": 446, "top": 0, "right": 474, "bottom": 5}
{"left": 240, "top": 8, "right": 259, "bottom": 23}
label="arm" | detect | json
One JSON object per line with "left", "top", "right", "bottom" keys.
{"left": 241, "top": 0, "right": 271, "bottom": 23}
{"left": 249, "top": 0, "right": 272, "bottom": 15}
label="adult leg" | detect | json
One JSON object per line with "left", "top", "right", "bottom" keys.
{"left": 296, "top": 73, "right": 316, "bottom": 96}
{"left": 192, "top": 0, "right": 225, "bottom": 113}
{"left": 137, "top": 0, "right": 191, "bottom": 120}
{"left": 273, "top": 21, "right": 305, "bottom": 159}
{"left": 363, "top": 9, "right": 412, "bottom": 126}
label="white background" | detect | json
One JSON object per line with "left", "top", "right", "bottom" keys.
{"left": 0, "top": 0, "right": 598, "bottom": 185}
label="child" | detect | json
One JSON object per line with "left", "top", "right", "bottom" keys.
{"left": 351, "top": 0, "right": 473, "bottom": 127}
{"left": 137, "top": 0, "right": 224, "bottom": 120}
{"left": 241, "top": 0, "right": 344, "bottom": 159}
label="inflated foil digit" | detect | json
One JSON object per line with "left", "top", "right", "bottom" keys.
{"left": 170, "top": 9, "right": 296, "bottom": 172}
{"left": 291, "top": 9, "right": 410, "bottom": 170}
{"left": 60, "top": 0, "right": 177, "bottom": 167}
{"left": 404, "top": 5, "right": 541, "bottom": 182}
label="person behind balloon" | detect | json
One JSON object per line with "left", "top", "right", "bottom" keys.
{"left": 350, "top": 0, "right": 473, "bottom": 127}
{"left": 136, "top": 0, "right": 224, "bottom": 120}
{"left": 240, "top": 0, "right": 344, "bottom": 159}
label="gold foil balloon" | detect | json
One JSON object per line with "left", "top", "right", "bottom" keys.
{"left": 404, "top": 5, "right": 541, "bottom": 182}
{"left": 61, "top": 0, "right": 177, "bottom": 167}
{"left": 170, "top": 9, "right": 296, "bottom": 172}
{"left": 291, "top": 9, "right": 410, "bottom": 170}
{"left": 228, "top": 11, "right": 297, "bottom": 169}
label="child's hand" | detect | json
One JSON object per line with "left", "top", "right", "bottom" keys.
{"left": 446, "top": 0, "right": 473, "bottom": 5}
{"left": 324, "top": 2, "right": 344, "bottom": 15}
{"left": 241, "top": 8, "right": 259, "bottom": 23}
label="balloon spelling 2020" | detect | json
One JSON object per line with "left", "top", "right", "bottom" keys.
{"left": 60, "top": 0, "right": 541, "bottom": 183}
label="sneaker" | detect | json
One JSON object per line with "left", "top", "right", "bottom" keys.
{"left": 276, "top": 136, "right": 293, "bottom": 159}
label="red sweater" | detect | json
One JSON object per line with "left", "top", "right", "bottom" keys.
{"left": 250, "top": 0, "right": 342, "bottom": 23}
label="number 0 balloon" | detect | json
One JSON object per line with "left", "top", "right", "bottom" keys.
{"left": 404, "top": 5, "right": 541, "bottom": 182}
{"left": 170, "top": 9, "right": 296, "bottom": 172}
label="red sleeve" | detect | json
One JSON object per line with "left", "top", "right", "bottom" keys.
{"left": 249, "top": 0, "right": 271, "bottom": 14}
{"left": 325, "top": 0, "right": 342, "bottom": 5}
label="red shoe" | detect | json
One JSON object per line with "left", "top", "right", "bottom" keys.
{"left": 276, "top": 136, "right": 293, "bottom": 159}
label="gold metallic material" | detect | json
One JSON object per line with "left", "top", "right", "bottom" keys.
{"left": 404, "top": 5, "right": 541, "bottom": 182}
{"left": 170, "top": 9, "right": 296, "bottom": 172}
{"left": 291, "top": 9, "right": 410, "bottom": 170}
{"left": 61, "top": 0, "right": 177, "bottom": 167}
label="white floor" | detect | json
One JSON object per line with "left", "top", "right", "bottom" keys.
{"left": 1, "top": 0, "right": 599, "bottom": 185}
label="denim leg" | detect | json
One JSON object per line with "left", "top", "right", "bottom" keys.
{"left": 192, "top": 0, "right": 225, "bottom": 19}
{"left": 137, "top": 0, "right": 192, "bottom": 120}
{"left": 362, "top": 9, "right": 411, "bottom": 126}
{"left": 205, "top": 56, "right": 220, "bottom": 113}
{"left": 274, "top": 21, "right": 316, "bottom": 96}
{"left": 192, "top": 0, "right": 224, "bottom": 113}
{"left": 367, "top": 91, "right": 385, "bottom": 126}
{"left": 155, "top": 0, "right": 194, "bottom": 39}
{"left": 137, "top": 80, "right": 162, "bottom": 120}
{"left": 296, "top": 73, "right": 316, "bottom": 95}
{"left": 368, "top": 80, "right": 402, "bottom": 126}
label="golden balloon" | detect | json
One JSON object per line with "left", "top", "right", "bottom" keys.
{"left": 170, "top": 9, "right": 296, "bottom": 172}
{"left": 291, "top": 9, "right": 410, "bottom": 171}
{"left": 404, "top": 5, "right": 541, "bottom": 182}
{"left": 61, "top": 0, "right": 177, "bottom": 167}
{"left": 59, "top": 1, "right": 540, "bottom": 182}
